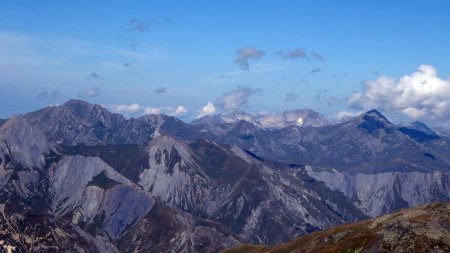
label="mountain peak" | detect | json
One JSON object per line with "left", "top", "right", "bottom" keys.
{"left": 62, "top": 99, "right": 108, "bottom": 116}
{"left": 363, "top": 109, "right": 390, "bottom": 122}
{"left": 147, "top": 135, "right": 194, "bottom": 161}
{"left": 356, "top": 109, "right": 392, "bottom": 133}
{"left": 64, "top": 98, "right": 92, "bottom": 106}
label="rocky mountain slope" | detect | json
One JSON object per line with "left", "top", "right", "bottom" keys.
{"left": 1, "top": 100, "right": 449, "bottom": 252}
{"left": 0, "top": 112, "right": 365, "bottom": 252}
{"left": 221, "top": 202, "right": 450, "bottom": 253}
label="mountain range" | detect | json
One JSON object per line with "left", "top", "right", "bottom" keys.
{"left": 0, "top": 99, "right": 449, "bottom": 252}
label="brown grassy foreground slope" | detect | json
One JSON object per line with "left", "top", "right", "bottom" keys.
{"left": 221, "top": 202, "right": 450, "bottom": 253}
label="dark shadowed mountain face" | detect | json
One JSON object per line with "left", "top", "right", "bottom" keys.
{"left": 1, "top": 100, "right": 450, "bottom": 252}
{"left": 401, "top": 121, "right": 438, "bottom": 136}
{"left": 397, "top": 126, "right": 440, "bottom": 143}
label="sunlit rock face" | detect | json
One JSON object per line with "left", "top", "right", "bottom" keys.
{"left": 306, "top": 166, "right": 450, "bottom": 217}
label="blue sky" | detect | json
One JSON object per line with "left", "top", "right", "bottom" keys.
{"left": 1, "top": 1, "right": 450, "bottom": 125}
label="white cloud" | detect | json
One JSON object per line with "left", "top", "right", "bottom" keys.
{"left": 108, "top": 103, "right": 142, "bottom": 113}
{"left": 146, "top": 105, "right": 187, "bottom": 116}
{"left": 174, "top": 105, "right": 188, "bottom": 115}
{"left": 106, "top": 103, "right": 187, "bottom": 117}
{"left": 216, "top": 86, "right": 262, "bottom": 111}
{"left": 144, "top": 107, "right": 161, "bottom": 114}
{"left": 348, "top": 65, "right": 450, "bottom": 120}
{"left": 196, "top": 102, "right": 216, "bottom": 118}
{"left": 335, "top": 111, "right": 363, "bottom": 122}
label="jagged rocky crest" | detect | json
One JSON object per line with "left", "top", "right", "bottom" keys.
{"left": 0, "top": 100, "right": 449, "bottom": 252}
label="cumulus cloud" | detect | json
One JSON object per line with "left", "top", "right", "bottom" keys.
{"left": 37, "top": 90, "right": 59, "bottom": 100}
{"left": 311, "top": 52, "right": 325, "bottom": 62}
{"left": 196, "top": 102, "right": 216, "bottom": 118}
{"left": 278, "top": 48, "right": 306, "bottom": 59}
{"left": 285, "top": 91, "right": 298, "bottom": 102}
{"left": 78, "top": 87, "right": 99, "bottom": 98}
{"left": 234, "top": 47, "right": 264, "bottom": 71}
{"left": 107, "top": 103, "right": 187, "bottom": 117}
{"left": 216, "top": 86, "right": 263, "bottom": 111}
{"left": 347, "top": 65, "right": 450, "bottom": 120}
{"left": 154, "top": 86, "right": 167, "bottom": 93}
{"left": 173, "top": 105, "right": 188, "bottom": 115}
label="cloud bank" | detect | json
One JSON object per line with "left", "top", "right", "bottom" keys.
{"left": 106, "top": 103, "right": 188, "bottom": 117}
{"left": 348, "top": 65, "right": 450, "bottom": 120}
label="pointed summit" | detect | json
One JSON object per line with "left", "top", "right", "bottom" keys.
{"left": 363, "top": 109, "right": 391, "bottom": 123}
{"left": 357, "top": 109, "right": 393, "bottom": 133}
{"left": 146, "top": 135, "right": 196, "bottom": 169}
{"left": 63, "top": 98, "right": 93, "bottom": 107}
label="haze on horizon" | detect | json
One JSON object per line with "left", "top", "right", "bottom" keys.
{"left": 1, "top": 1, "right": 450, "bottom": 127}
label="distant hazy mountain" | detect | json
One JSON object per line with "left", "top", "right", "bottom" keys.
{"left": 1, "top": 100, "right": 449, "bottom": 252}
{"left": 192, "top": 108, "right": 327, "bottom": 130}
{"left": 222, "top": 202, "right": 450, "bottom": 253}
{"left": 400, "top": 121, "right": 438, "bottom": 136}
